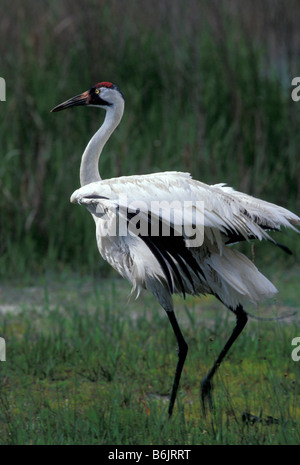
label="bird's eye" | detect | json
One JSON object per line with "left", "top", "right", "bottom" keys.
{"left": 95, "top": 89, "right": 100, "bottom": 94}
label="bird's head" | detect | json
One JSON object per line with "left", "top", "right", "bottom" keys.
{"left": 51, "top": 82, "right": 124, "bottom": 112}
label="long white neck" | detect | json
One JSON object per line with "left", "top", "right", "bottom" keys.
{"left": 80, "top": 100, "right": 124, "bottom": 186}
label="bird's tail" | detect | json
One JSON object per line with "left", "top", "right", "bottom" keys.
{"left": 207, "top": 247, "right": 278, "bottom": 309}
{"left": 245, "top": 309, "right": 298, "bottom": 321}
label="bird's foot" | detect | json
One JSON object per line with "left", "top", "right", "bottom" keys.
{"left": 200, "top": 376, "right": 215, "bottom": 415}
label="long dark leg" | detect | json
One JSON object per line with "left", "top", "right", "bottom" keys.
{"left": 166, "top": 310, "right": 188, "bottom": 416}
{"left": 201, "top": 304, "right": 248, "bottom": 413}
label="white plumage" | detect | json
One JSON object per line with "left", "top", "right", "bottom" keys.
{"left": 71, "top": 171, "right": 298, "bottom": 309}
{"left": 52, "top": 82, "right": 300, "bottom": 416}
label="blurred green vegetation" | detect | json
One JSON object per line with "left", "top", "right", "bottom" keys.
{"left": 0, "top": 0, "right": 300, "bottom": 278}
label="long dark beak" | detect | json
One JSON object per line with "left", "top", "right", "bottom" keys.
{"left": 51, "top": 90, "right": 89, "bottom": 112}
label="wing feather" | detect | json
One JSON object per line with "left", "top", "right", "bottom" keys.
{"left": 71, "top": 171, "right": 300, "bottom": 256}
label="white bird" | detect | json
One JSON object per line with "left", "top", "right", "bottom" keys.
{"left": 51, "top": 82, "right": 300, "bottom": 416}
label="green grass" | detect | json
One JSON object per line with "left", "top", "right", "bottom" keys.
{"left": 0, "top": 270, "right": 299, "bottom": 445}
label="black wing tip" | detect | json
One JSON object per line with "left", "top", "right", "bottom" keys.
{"left": 275, "top": 242, "right": 293, "bottom": 255}
{"left": 138, "top": 233, "right": 204, "bottom": 296}
{"left": 140, "top": 235, "right": 174, "bottom": 294}
{"left": 83, "top": 195, "right": 109, "bottom": 200}
{"left": 126, "top": 211, "right": 206, "bottom": 296}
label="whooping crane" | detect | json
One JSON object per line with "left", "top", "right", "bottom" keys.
{"left": 51, "top": 82, "right": 300, "bottom": 416}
